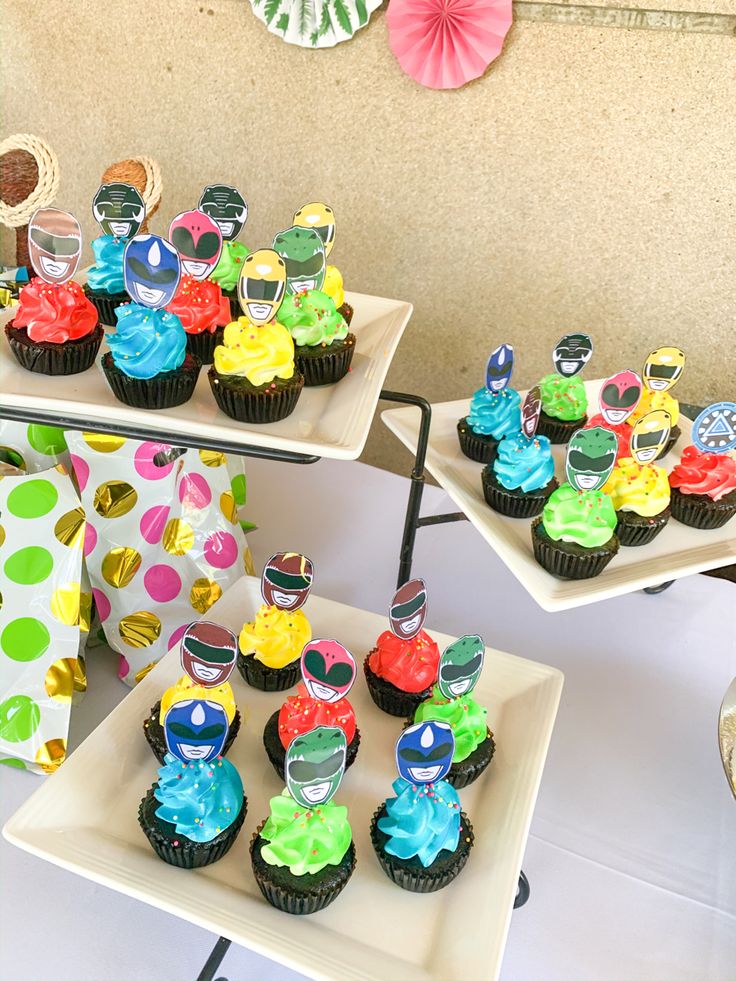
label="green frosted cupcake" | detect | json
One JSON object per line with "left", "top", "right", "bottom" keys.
{"left": 532, "top": 483, "right": 619, "bottom": 578}
{"left": 537, "top": 373, "right": 588, "bottom": 443}
{"left": 277, "top": 290, "right": 355, "bottom": 386}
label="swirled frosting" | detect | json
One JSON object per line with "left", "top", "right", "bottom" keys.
{"left": 539, "top": 373, "right": 587, "bottom": 421}
{"left": 213, "top": 318, "right": 296, "bottom": 386}
{"left": 154, "top": 753, "right": 243, "bottom": 843}
{"left": 107, "top": 303, "right": 186, "bottom": 379}
{"left": 239, "top": 604, "right": 312, "bottom": 669}
{"left": 378, "top": 777, "right": 461, "bottom": 867}
{"left": 368, "top": 630, "right": 440, "bottom": 693}
{"left": 260, "top": 789, "right": 352, "bottom": 875}
{"left": 276, "top": 290, "right": 348, "bottom": 347}
{"left": 165, "top": 275, "right": 231, "bottom": 335}
{"left": 628, "top": 388, "right": 680, "bottom": 427}
{"left": 278, "top": 683, "right": 356, "bottom": 749}
{"left": 669, "top": 445, "right": 736, "bottom": 502}
{"left": 160, "top": 675, "right": 237, "bottom": 725}
{"left": 466, "top": 387, "right": 521, "bottom": 438}
{"left": 602, "top": 457, "right": 670, "bottom": 516}
{"left": 414, "top": 685, "right": 488, "bottom": 762}
{"left": 210, "top": 240, "right": 249, "bottom": 292}
{"left": 542, "top": 483, "right": 617, "bottom": 546}
{"left": 584, "top": 414, "right": 631, "bottom": 461}
{"left": 15, "top": 278, "right": 98, "bottom": 343}
{"left": 86, "top": 235, "right": 126, "bottom": 294}
{"left": 492, "top": 432, "right": 555, "bottom": 492}
{"left": 323, "top": 265, "right": 345, "bottom": 308}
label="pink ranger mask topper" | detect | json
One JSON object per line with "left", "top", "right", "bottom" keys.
{"left": 168, "top": 209, "right": 223, "bottom": 280}
{"left": 300, "top": 639, "right": 357, "bottom": 703}
{"left": 598, "top": 370, "right": 642, "bottom": 426}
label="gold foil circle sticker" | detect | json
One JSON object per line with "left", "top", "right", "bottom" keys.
{"left": 93, "top": 480, "right": 138, "bottom": 519}
{"left": 190, "top": 577, "right": 223, "bottom": 614}
{"left": 162, "top": 518, "right": 194, "bottom": 555}
{"left": 134, "top": 660, "right": 158, "bottom": 684}
{"left": 118, "top": 611, "right": 162, "bottom": 648}
{"left": 101, "top": 546, "right": 142, "bottom": 588}
{"left": 0, "top": 524, "right": 5, "bottom": 547}
{"left": 220, "top": 490, "right": 237, "bottom": 524}
{"left": 82, "top": 433, "right": 127, "bottom": 453}
{"left": 79, "top": 591, "right": 92, "bottom": 633}
{"left": 199, "top": 449, "right": 226, "bottom": 467}
{"left": 44, "top": 657, "right": 86, "bottom": 702}
{"left": 54, "top": 506, "right": 86, "bottom": 549}
{"left": 244, "top": 547, "right": 255, "bottom": 576}
{"left": 35, "top": 738, "right": 67, "bottom": 773}
{"left": 50, "top": 582, "right": 81, "bottom": 625}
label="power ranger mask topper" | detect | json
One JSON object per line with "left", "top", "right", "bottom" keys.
{"left": 521, "top": 386, "right": 542, "bottom": 439}
{"left": 180, "top": 621, "right": 238, "bottom": 688}
{"left": 198, "top": 184, "right": 248, "bottom": 242}
{"left": 437, "top": 634, "right": 485, "bottom": 700}
{"left": 285, "top": 725, "right": 347, "bottom": 808}
{"left": 293, "top": 202, "right": 336, "bottom": 258}
{"left": 163, "top": 698, "right": 229, "bottom": 763}
{"left": 599, "top": 369, "right": 642, "bottom": 425}
{"left": 643, "top": 347, "right": 685, "bottom": 392}
{"left": 389, "top": 578, "right": 427, "bottom": 641}
{"left": 301, "top": 639, "right": 356, "bottom": 703}
{"left": 692, "top": 402, "right": 736, "bottom": 454}
{"left": 124, "top": 234, "right": 181, "bottom": 309}
{"left": 396, "top": 721, "right": 455, "bottom": 784}
{"left": 237, "top": 248, "right": 286, "bottom": 326}
{"left": 486, "top": 343, "right": 514, "bottom": 393}
{"left": 553, "top": 333, "right": 593, "bottom": 377}
{"left": 27, "top": 207, "right": 82, "bottom": 285}
{"left": 169, "top": 210, "right": 223, "bottom": 281}
{"left": 630, "top": 410, "right": 672, "bottom": 464}
{"left": 261, "top": 552, "right": 314, "bottom": 612}
{"left": 92, "top": 182, "right": 146, "bottom": 240}
{"left": 273, "top": 226, "right": 326, "bottom": 295}
{"left": 565, "top": 426, "right": 617, "bottom": 491}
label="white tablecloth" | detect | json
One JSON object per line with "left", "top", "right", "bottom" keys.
{"left": 1, "top": 457, "right": 734, "bottom": 981}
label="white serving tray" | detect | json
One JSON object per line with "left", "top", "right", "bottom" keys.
{"left": 382, "top": 380, "right": 736, "bottom": 613}
{"left": 3, "top": 578, "right": 562, "bottom": 981}
{"left": 0, "top": 290, "right": 411, "bottom": 461}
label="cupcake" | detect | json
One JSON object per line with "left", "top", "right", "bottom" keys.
{"left": 84, "top": 181, "right": 146, "bottom": 324}
{"left": 628, "top": 389, "right": 681, "bottom": 459}
{"left": 413, "top": 634, "right": 494, "bottom": 789}
{"left": 264, "top": 639, "right": 360, "bottom": 779}
{"left": 457, "top": 343, "right": 520, "bottom": 463}
{"left": 629, "top": 346, "right": 686, "bottom": 457}
{"left": 277, "top": 290, "right": 354, "bottom": 385}
{"left": 669, "top": 446, "right": 736, "bottom": 529}
{"left": 199, "top": 183, "right": 250, "bottom": 320}
{"left": 238, "top": 552, "right": 313, "bottom": 691}
{"left": 370, "top": 721, "right": 473, "bottom": 892}
{"left": 536, "top": 332, "right": 593, "bottom": 443}
{"left": 292, "top": 202, "right": 353, "bottom": 325}
{"left": 482, "top": 431, "right": 557, "bottom": 518}
{"left": 364, "top": 578, "right": 441, "bottom": 717}
{"left": 165, "top": 274, "right": 231, "bottom": 364}
{"left": 251, "top": 725, "right": 355, "bottom": 914}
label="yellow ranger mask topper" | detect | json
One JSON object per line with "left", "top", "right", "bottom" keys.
{"left": 293, "top": 202, "right": 336, "bottom": 258}
{"left": 237, "top": 248, "right": 287, "bottom": 325}
{"left": 630, "top": 409, "right": 672, "bottom": 464}
{"left": 643, "top": 347, "right": 685, "bottom": 392}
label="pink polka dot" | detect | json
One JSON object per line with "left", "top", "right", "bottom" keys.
{"left": 83, "top": 523, "right": 97, "bottom": 556}
{"left": 178, "top": 473, "right": 212, "bottom": 510}
{"left": 140, "top": 505, "right": 170, "bottom": 544}
{"left": 134, "top": 441, "right": 175, "bottom": 481}
{"left": 93, "top": 588, "right": 111, "bottom": 622}
{"left": 168, "top": 622, "right": 188, "bottom": 652}
{"left": 117, "top": 655, "right": 130, "bottom": 681}
{"left": 70, "top": 453, "right": 89, "bottom": 492}
{"left": 203, "top": 531, "right": 238, "bottom": 569}
{"left": 144, "top": 564, "right": 182, "bottom": 603}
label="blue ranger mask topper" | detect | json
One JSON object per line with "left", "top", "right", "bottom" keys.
{"left": 396, "top": 721, "right": 455, "bottom": 784}
{"left": 163, "top": 698, "right": 229, "bottom": 763}
{"left": 123, "top": 234, "right": 181, "bottom": 309}
{"left": 486, "top": 343, "right": 514, "bottom": 393}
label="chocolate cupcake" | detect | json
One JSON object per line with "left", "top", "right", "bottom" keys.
{"left": 602, "top": 456, "right": 671, "bottom": 546}
{"left": 482, "top": 431, "right": 558, "bottom": 518}
{"left": 277, "top": 290, "right": 355, "bottom": 386}
{"left": 531, "top": 495, "right": 619, "bottom": 579}
{"left": 84, "top": 233, "right": 130, "bottom": 326}
{"left": 536, "top": 373, "right": 588, "bottom": 444}
{"left": 457, "top": 388, "right": 521, "bottom": 464}
{"left": 669, "top": 445, "right": 736, "bottom": 529}
{"left": 165, "top": 274, "right": 231, "bottom": 364}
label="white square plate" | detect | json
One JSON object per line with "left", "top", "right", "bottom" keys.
{"left": 0, "top": 291, "right": 411, "bottom": 461}
{"left": 382, "top": 380, "right": 736, "bottom": 612}
{"left": 3, "top": 578, "right": 562, "bottom": 981}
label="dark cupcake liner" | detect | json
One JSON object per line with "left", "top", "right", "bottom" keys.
{"left": 363, "top": 654, "right": 433, "bottom": 717}
{"left": 531, "top": 517, "right": 619, "bottom": 579}
{"left": 370, "top": 804, "right": 474, "bottom": 893}
{"left": 223, "top": 289, "right": 240, "bottom": 322}
{"left": 208, "top": 368, "right": 304, "bottom": 424}
{"left": 262, "top": 709, "right": 360, "bottom": 780}
{"left": 138, "top": 784, "right": 246, "bottom": 868}
{"left": 143, "top": 699, "right": 241, "bottom": 765}
{"left": 457, "top": 418, "right": 499, "bottom": 464}
{"left": 338, "top": 302, "right": 354, "bottom": 327}
{"left": 83, "top": 287, "right": 129, "bottom": 326}
{"left": 237, "top": 650, "right": 301, "bottom": 692}
{"left": 615, "top": 507, "right": 670, "bottom": 547}
{"left": 294, "top": 334, "right": 356, "bottom": 386}
{"left": 481, "top": 467, "right": 559, "bottom": 519}
{"left": 6, "top": 321, "right": 103, "bottom": 375}
{"left": 250, "top": 821, "right": 356, "bottom": 915}
{"left": 102, "top": 351, "right": 201, "bottom": 409}
{"left": 669, "top": 487, "right": 736, "bottom": 530}
{"left": 536, "top": 410, "right": 587, "bottom": 445}
{"left": 185, "top": 326, "right": 224, "bottom": 365}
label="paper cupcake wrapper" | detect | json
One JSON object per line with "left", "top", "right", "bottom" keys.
{"left": 531, "top": 518, "right": 618, "bottom": 579}
{"left": 143, "top": 700, "right": 241, "bottom": 765}
{"left": 535, "top": 411, "right": 587, "bottom": 444}
{"left": 208, "top": 369, "right": 304, "bottom": 424}
{"left": 670, "top": 488, "right": 736, "bottom": 530}
{"left": 185, "top": 327, "right": 224, "bottom": 365}
{"left": 363, "top": 655, "right": 432, "bottom": 717}
{"left": 294, "top": 334, "right": 356, "bottom": 386}
{"left": 102, "top": 352, "right": 201, "bottom": 409}
{"left": 237, "top": 650, "right": 301, "bottom": 692}
{"left": 263, "top": 709, "right": 360, "bottom": 780}
{"left": 83, "top": 288, "right": 129, "bottom": 327}
{"left": 6, "top": 322, "right": 103, "bottom": 375}
{"left": 481, "top": 469, "right": 558, "bottom": 519}
{"left": 456, "top": 418, "right": 499, "bottom": 464}
{"left": 615, "top": 508, "right": 670, "bottom": 547}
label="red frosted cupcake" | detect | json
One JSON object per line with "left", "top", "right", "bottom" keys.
{"left": 165, "top": 273, "right": 232, "bottom": 364}
{"left": 669, "top": 444, "right": 736, "bottom": 529}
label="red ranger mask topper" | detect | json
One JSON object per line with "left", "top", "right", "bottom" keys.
{"left": 168, "top": 209, "right": 223, "bottom": 281}
{"left": 300, "top": 639, "right": 356, "bottom": 703}
{"left": 261, "top": 552, "right": 314, "bottom": 612}
{"left": 28, "top": 207, "right": 82, "bottom": 285}
{"left": 521, "top": 386, "right": 542, "bottom": 439}
{"left": 389, "top": 578, "right": 428, "bottom": 641}
{"left": 598, "top": 370, "right": 642, "bottom": 426}
{"left": 180, "top": 620, "right": 238, "bottom": 687}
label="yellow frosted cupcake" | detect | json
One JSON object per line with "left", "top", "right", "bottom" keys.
{"left": 602, "top": 456, "right": 671, "bottom": 546}
{"left": 237, "top": 606, "right": 312, "bottom": 691}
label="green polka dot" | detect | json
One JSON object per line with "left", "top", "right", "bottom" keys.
{"left": 231, "top": 473, "right": 247, "bottom": 507}
{"left": 4, "top": 546, "right": 54, "bottom": 585}
{"left": 6, "top": 479, "right": 58, "bottom": 519}
{"left": 0, "top": 757, "right": 26, "bottom": 769}
{"left": 1, "top": 618, "right": 50, "bottom": 661}
{"left": 26, "top": 425, "right": 68, "bottom": 456}
{"left": 0, "top": 447, "right": 25, "bottom": 469}
{"left": 0, "top": 695, "right": 41, "bottom": 742}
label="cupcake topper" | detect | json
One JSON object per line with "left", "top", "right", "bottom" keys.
{"left": 691, "top": 402, "right": 736, "bottom": 454}
{"left": 437, "top": 634, "right": 485, "bottom": 700}
{"left": 163, "top": 697, "right": 229, "bottom": 763}
{"left": 123, "top": 234, "right": 181, "bottom": 309}
{"left": 396, "top": 721, "right": 455, "bottom": 784}
{"left": 261, "top": 551, "right": 314, "bottom": 611}
{"left": 485, "top": 343, "right": 514, "bottom": 393}
{"left": 553, "top": 333, "right": 593, "bottom": 378}
{"left": 643, "top": 347, "right": 685, "bottom": 393}
{"left": 630, "top": 410, "right": 672, "bottom": 465}
{"left": 273, "top": 226, "right": 326, "bottom": 295}
{"left": 168, "top": 210, "right": 223, "bottom": 281}
{"left": 389, "top": 578, "right": 427, "bottom": 641}
{"left": 237, "top": 248, "right": 287, "bottom": 325}
{"left": 285, "top": 725, "right": 347, "bottom": 808}
{"left": 293, "top": 202, "right": 336, "bottom": 258}
{"left": 521, "top": 386, "right": 542, "bottom": 439}
{"left": 598, "top": 369, "right": 642, "bottom": 425}
{"left": 198, "top": 184, "right": 248, "bottom": 242}
{"left": 565, "top": 426, "right": 617, "bottom": 491}
{"left": 92, "top": 182, "right": 146, "bottom": 240}
{"left": 301, "top": 639, "right": 356, "bottom": 703}
{"left": 27, "top": 207, "right": 82, "bottom": 285}
{"left": 180, "top": 621, "right": 238, "bottom": 688}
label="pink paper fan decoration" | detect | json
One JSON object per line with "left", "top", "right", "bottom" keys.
{"left": 386, "top": 0, "right": 513, "bottom": 90}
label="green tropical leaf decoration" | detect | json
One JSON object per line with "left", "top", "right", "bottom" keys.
{"left": 277, "top": 10, "right": 290, "bottom": 30}
{"left": 318, "top": 0, "right": 333, "bottom": 36}
{"left": 355, "top": 0, "right": 367, "bottom": 25}
{"left": 264, "top": 0, "right": 281, "bottom": 23}
{"left": 249, "top": 0, "right": 381, "bottom": 47}
{"left": 297, "top": 0, "right": 314, "bottom": 37}
{"left": 332, "top": 0, "right": 352, "bottom": 35}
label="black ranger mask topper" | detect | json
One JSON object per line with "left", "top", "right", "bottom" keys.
{"left": 521, "top": 386, "right": 542, "bottom": 439}
{"left": 198, "top": 184, "right": 248, "bottom": 242}
{"left": 261, "top": 552, "right": 314, "bottom": 612}
{"left": 180, "top": 620, "right": 238, "bottom": 688}
{"left": 553, "top": 333, "right": 593, "bottom": 378}
{"left": 389, "top": 578, "right": 427, "bottom": 641}
{"left": 92, "top": 182, "right": 146, "bottom": 240}
{"left": 565, "top": 426, "right": 617, "bottom": 491}
{"left": 692, "top": 402, "right": 736, "bottom": 455}
{"left": 437, "top": 634, "right": 485, "bottom": 700}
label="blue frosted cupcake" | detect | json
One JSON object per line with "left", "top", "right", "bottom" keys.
{"left": 84, "top": 236, "right": 129, "bottom": 326}
{"left": 482, "top": 431, "right": 558, "bottom": 517}
{"left": 457, "top": 388, "right": 521, "bottom": 464}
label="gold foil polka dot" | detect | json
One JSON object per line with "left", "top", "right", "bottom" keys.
{"left": 134, "top": 660, "right": 158, "bottom": 684}
{"left": 220, "top": 490, "right": 237, "bottom": 524}
{"left": 54, "top": 462, "right": 68, "bottom": 476}
{"left": 118, "top": 611, "right": 162, "bottom": 648}
{"left": 162, "top": 518, "right": 194, "bottom": 555}
{"left": 51, "top": 582, "right": 81, "bottom": 625}
{"left": 54, "top": 507, "right": 86, "bottom": 549}
{"left": 79, "top": 591, "right": 92, "bottom": 634}
{"left": 101, "top": 547, "right": 142, "bottom": 588}
{"left": 0, "top": 524, "right": 5, "bottom": 547}
{"left": 199, "top": 449, "right": 226, "bottom": 467}
{"left": 44, "top": 657, "right": 86, "bottom": 702}
{"left": 35, "top": 738, "right": 67, "bottom": 773}
{"left": 190, "top": 577, "right": 223, "bottom": 613}
{"left": 82, "top": 433, "right": 127, "bottom": 453}
{"left": 93, "top": 480, "right": 138, "bottom": 519}
{"left": 244, "top": 547, "right": 255, "bottom": 576}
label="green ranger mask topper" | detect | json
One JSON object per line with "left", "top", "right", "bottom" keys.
{"left": 437, "top": 634, "right": 485, "bottom": 700}
{"left": 565, "top": 426, "right": 618, "bottom": 492}
{"left": 272, "top": 226, "right": 326, "bottom": 295}
{"left": 285, "top": 725, "right": 347, "bottom": 809}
